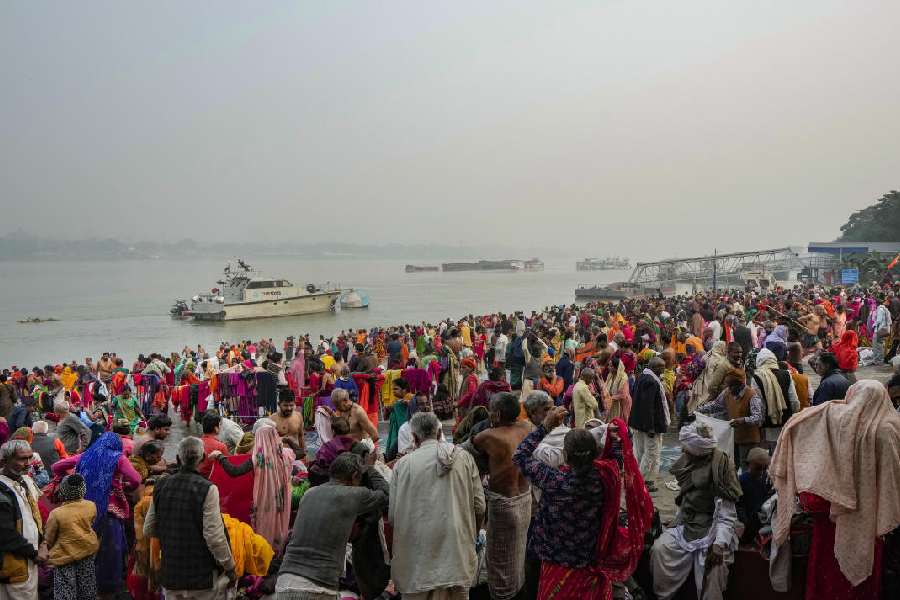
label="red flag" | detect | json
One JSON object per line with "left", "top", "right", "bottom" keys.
{"left": 889, "top": 252, "right": 900, "bottom": 270}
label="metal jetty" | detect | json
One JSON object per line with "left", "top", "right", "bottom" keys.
{"left": 575, "top": 247, "right": 816, "bottom": 301}
{"left": 626, "top": 247, "right": 802, "bottom": 287}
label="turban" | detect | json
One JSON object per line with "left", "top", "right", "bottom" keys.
{"left": 679, "top": 422, "right": 717, "bottom": 456}
{"left": 723, "top": 368, "right": 746, "bottom": 386}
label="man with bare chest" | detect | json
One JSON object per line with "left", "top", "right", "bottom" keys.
{"left": 331, "top": 388, "right": 379, "bottom": 445}
{"left": 471, "top": 392, "right": 533, "bottom": 600}
{"left": 270, "top": 389, "right": 306, "bottom": 459}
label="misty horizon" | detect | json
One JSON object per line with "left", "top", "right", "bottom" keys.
{"left": 2, "top": 2, "right": 898, "bottom": 259}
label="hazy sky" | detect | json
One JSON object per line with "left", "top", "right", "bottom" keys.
{"left": 2, "top": 1, "right": 898, "bottom": 258}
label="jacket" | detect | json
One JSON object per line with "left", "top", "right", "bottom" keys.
{"left": 0, "top": 478, "right": 39, "bottom": 584}
{"left": 628, "top": 373, "right": 668, "bottom": 434}
{"left": 279, "top": 469, "right": 388, "bottom": 590}
{"left": 152, "top": 471, "right": 220, "bottom": 590}
{"left": 45, "top": 500, "right": 99, "bottom": 566}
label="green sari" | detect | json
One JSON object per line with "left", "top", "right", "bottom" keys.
{"left": 113, "top": 395, "right": 140, "bottom": 433}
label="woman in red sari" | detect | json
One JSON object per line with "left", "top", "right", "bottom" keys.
{"left": 513, "top": 412, "right": 653, "bottom": 600}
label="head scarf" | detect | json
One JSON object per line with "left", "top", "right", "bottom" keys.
{"left": 58, "top": 473, "right": 87, "bottom": 502}
{"left": 831, "top": 330, "right": 859, "bottom": 371}
{"left": 252, "top": 417, "right": 275, "bottom": 434}
{"left": 764, "top": 325, "right": 788, "bottom": 357}
{"left": 674, "top": 422, "right": 742, "bottom": 502}
{"left": 251, "top": 426, "right": 293, "bottom": 552}
{"left": 678, "top": 422, "right": 718, "bottom": 456}
{"left": 76, "top": 431, "right": 123, "bottom": 525}
{"left": 766, "top": 324, "right": 789, "bottom": 346}
{"left": 771, "top": 380, "right": 900, "bottom": 586}
{"left": 755, "top": 348, "right": 787, "bottom": 424}
{"left": 706, "top": 340, "right": 727, "bottom": 368}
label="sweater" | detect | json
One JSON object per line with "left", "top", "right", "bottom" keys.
{"left": 279, "top": 470, "right": 388, "bottom": 590}
{"left": 45, "top": 500, "right": 99, "bottom": 566}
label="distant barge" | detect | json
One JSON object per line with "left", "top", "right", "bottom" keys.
{"left": 442, "top": 260, "right": 522, "bottom": 272}
{"left": 405, "top": 265, "right": 439, "bottom": 273}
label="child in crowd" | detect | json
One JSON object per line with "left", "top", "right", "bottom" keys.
{"left": 45, "top": 474, "right": 99, "bottom": 600}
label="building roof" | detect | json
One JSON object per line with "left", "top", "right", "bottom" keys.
{"left": 807, "top": 241, "right": 900, "bottom": 255}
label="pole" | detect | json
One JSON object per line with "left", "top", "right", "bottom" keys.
{"left": 712, "top": 248, "right": 717, "bottom": 295}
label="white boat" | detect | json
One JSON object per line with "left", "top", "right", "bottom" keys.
{"left": 189, "top": 260, "right": 341, "bottom": 321}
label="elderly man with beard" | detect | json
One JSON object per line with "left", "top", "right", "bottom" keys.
{"left": 0, "top": 440, "right": 48, "bottom": 600}
{"left": 650, "top": 423, "right": 742, "bottom": 600}
{"left": 391, "top": 412, "right": 485, "bottom": 600}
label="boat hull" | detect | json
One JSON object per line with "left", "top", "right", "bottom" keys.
{"left": 191, "top": 291, "right": 341, "bottom": 321}
{"left": 405, "top": 265, "right": 439, "bottom": 273}
{"left": 442, "top": 260, "right": 520, "bottom": 272}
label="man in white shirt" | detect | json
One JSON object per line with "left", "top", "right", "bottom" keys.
{"left": 391, "top": 413, "right": 485, "bottom": 600}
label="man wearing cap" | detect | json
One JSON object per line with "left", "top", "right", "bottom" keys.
{"left": 695, "top": 367, "right": 763, "bottom": 471}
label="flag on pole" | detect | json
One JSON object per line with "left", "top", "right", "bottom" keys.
{"left": 888, "top": 252, "right": 900, "bottom": 270}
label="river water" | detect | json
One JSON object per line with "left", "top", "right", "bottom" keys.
{"left": 0, "top": 257, "right": 625, "bottom": 366}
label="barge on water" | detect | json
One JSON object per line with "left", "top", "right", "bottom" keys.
{"left": 441, "top": 260, "right": 523, "bottom": 272}
{"left": 405, "top": 265, "right": 439, "bottom": 273}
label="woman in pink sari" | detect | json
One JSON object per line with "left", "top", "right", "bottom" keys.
{"left": 211, "top": 425, "right": 294, "bottom": 554}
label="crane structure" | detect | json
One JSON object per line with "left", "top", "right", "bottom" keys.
{"left": 626, "top": 247, "right": 803, "bottom": 286}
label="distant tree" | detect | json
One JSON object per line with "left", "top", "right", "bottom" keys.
{"left": 838, "top": 191, "right": 900, "bottom": 242}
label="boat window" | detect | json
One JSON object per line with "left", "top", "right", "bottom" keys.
{"left": 246, "top": 280, "right": 274, "bottom": 289}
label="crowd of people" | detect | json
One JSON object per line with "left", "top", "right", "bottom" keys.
{"left": 0, "top": 280, "right": 899, "bottom": 600}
